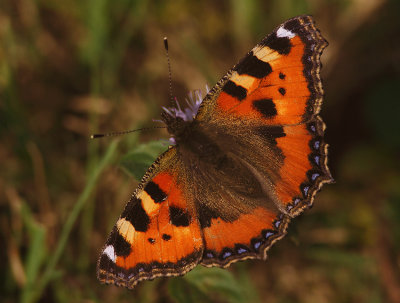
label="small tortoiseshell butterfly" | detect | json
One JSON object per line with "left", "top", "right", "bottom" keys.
{"left": 97, "top": 15, "right": 333, "bottom": 289}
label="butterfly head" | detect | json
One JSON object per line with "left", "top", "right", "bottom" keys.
{"left": 161, "top": 88, "right": 207, "bottom": 143}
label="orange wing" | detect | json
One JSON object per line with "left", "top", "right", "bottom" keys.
{"left": 97, "top": 148, "right": 203, "bottom": 289}
{"left": 200, "top": 206, "right": 290, "bottom": 267}
{"left": 197, "top": 15, "right": 326, "bottom": 125}
{"left": 194, "top": 15, "right": 332, "bottom": 265}
{"left": 197, "top": 15, "right": 332, "bottom": 214}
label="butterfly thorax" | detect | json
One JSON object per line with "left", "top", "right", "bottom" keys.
{"left": 162, "top": 112, "right": 224, "bottom": 166}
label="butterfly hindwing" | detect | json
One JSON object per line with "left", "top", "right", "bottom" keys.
{"left": 200, "top": 206, "right": 290, "bottom": 267}
{"left": 272, "top": 116, "right": 331, "bottom": 215}
{"left": 97, "top": 148, "right": 203, "bottom": 289}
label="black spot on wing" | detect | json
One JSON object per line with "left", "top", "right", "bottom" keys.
{"left": 279, "top": 72, "right": 286, "bottom": 79}
{"left": 222, "top": 80, "right": 247, "bottom": 101}
{"left": 109, "top": 227, "right": 131, "bottom": 257}
{"left": 256, "top": 125, "right": 286, "bottom": 146}
{"left": 234, "top": 51, "right": 272, "bottom": 78}
{"left": 278, "top": 87, "right": 286, "bottom": 95}
{"left": 147, "top": 238, "right": 155, "bottom": 244}
{"left": 252, "top": 99, "right": 277, "bottom": 119}
{"left": 121, "top": 197, "right": 150, "bottom": 232}
{"left": 162, "top": 234, "right": 171, "bottom": 241}
{"left": 261, "top": 32, "right": 292, "bottom": 55}
{"left": 169, "top": 206, "right": 190, "bottom": 227}
{"left": 198, "top": 204, "right": 220, "bottom": 229}
{"left": 144, "top": 181, "right": 167, "bottom": 203}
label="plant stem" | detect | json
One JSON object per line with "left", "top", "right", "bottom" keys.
{"left": 27, "top": 140, "right": 119, "bottom": 303}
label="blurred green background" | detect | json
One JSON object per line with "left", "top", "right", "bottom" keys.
{"left": 1, "top": 0, "right": 400, "bottom": 302}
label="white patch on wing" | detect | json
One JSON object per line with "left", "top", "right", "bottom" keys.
{"left": 277, "top": 26, "right": 296, "bottom": 39}
{"left": 103, "top": 245, "right": 116, "bottom": 262}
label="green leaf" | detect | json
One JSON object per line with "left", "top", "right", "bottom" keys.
{"left": 20, "top": 201, "right": 47, "bottom": 303}
{"left": 120, "top": 140, "right": 168, "bottom": 180}
{"left": 168, "top": 267, "right": 249, "bottom": 303}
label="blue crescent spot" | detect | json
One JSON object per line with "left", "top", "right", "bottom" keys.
{"left": 265, "top": 231, "right": 274, "bottom": 239}
{"left": 312, "top": 173, "right": 320, "bottom": 180}
{"left": 237, "top": 247, "right": 247, "bottom": 254}
{"left": 254, "top": 241, "right": 261, "bottom": 250}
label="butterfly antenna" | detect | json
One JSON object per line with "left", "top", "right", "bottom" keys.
{"left": 91, "top": 126, "right": 166, "bottom": 139}
{"left": 164, "top": 37, "right": 174, "bottom": 105}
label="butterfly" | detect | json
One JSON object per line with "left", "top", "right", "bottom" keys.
{"left": 97, "top": 15, "right": 333, "bottom": 289}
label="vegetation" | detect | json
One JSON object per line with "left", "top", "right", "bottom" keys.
{"left": 1, "top": 0, "right": 400, "bottom": 302}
